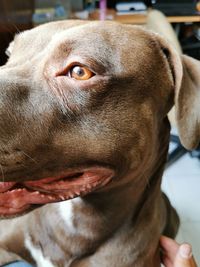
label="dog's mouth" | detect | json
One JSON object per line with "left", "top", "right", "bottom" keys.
{"left": 0, "top": 167, "right": 114, "bottom": 217}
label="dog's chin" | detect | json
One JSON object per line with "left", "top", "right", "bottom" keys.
{"left": 0, "top": 167, "right": 114, "bottom": 218}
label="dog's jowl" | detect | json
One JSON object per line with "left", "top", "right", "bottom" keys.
{"left": 0, "top": 21, "right": 200, "bottom": 267}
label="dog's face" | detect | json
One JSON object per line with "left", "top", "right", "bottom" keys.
{"left": 0, "top": 21, "right": 199, "bottom": 217}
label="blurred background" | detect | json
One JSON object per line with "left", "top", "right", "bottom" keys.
{"left": 0, "top": 0, "right": 200, "bottom": 65}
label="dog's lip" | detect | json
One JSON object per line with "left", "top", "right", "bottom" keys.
{"left": 0, "top": 167, "right": 114, "bottom": 217}
{"left": 0, "top": 181, "right": 17, "bottom": 193}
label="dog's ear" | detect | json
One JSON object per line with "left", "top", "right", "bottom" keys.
{"left": 5, "top": 40, "right": 14, "bottom": 57}
{"left": 175, "top": 55, "right": 200, "bottom": 150}
{"left": 155, "top": 34, "right": 200, "bottom": 150}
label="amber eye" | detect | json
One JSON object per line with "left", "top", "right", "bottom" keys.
{"left": 69, "top": 65, "right": 94, "bottom": 80}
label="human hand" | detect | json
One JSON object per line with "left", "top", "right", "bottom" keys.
{"left": 160, "top": 236, "right": 197, "bottom": 267}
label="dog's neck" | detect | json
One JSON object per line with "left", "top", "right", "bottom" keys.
{"left": 25, "top": 152, "right": 167, "bottom": 266}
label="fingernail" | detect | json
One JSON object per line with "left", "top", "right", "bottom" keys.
{"left": 179, "top": 244, "right": 192, "bottom": 259}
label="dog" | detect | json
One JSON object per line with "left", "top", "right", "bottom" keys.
{"left": 0, "top": 20, "right": 200, "bottom": 267}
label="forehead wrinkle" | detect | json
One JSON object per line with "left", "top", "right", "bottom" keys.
{"left": 49, "top": 27, "right": 123, "bottom": 74}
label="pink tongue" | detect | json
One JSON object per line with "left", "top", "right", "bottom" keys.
{"left": 0, "top": 182, "right": 16, "bottom": 193}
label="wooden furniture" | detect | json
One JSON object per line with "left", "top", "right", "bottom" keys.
{"left": 89, "top": 9, "right": 200, "bottom": 24}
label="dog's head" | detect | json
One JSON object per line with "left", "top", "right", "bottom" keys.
{"left": 0, "top": 21, "right": 199, "bottom": 217}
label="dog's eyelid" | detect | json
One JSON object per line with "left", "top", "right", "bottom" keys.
{"left": 55, "top": 62, "right": 96, "bottom": 78}
{"left": 67, "top": 56, "right": 107, "bottom": 75}
{"left": 68, "top": 62, "right": 95, "bottom": 72}
{"left": 69, "top": 61, "right": 97, "bottom": 74}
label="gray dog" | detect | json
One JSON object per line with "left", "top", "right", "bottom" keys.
{"left": 0, "top": 20, "right": 200, "bottom": 267}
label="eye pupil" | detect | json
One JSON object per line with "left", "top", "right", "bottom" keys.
{"left": 73, "top": 66, "right": 85, "bottom": 77}
{"left": 69, "top": 65, "right": 94, "bottom": 80}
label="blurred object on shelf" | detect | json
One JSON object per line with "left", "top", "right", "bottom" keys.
{"left": 33, "top": 8, "right": 55, "bottom": 24}
{"left": 100, "top": 0, "right": 107, "bottom": 20}
{"left": 74, "top": 10, "right": 89, "bottom": 20}
{"left": 116, "top": 1, "right": 147, "bottom": 15}
{"left": 33, "top": 0, "right": 71, "bottom": 24}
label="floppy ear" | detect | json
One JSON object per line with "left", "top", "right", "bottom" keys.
{"left": 175, "top": 55, "right": 200, "bottom": 150}
{"left": 154, "top": 33, "right": 200, "bottom": 150}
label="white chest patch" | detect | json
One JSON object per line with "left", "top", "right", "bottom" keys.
{"left": 58, "top": 199, "right": 77, "bottom": 233}
{"left": 25, "top": 236, "right": 55, "bottom": 267}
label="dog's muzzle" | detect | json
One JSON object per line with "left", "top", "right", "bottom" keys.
{"left": 0, "top": 167, "right": 114, "bottom": 217}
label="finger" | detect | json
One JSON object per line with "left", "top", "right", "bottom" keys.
{"left": 174, "top": 243, "right": 197, "bottom": 267}
{"left": 160, "top": 236, "right": 179, "bottom": 261}
{"left": 160, "top": 236, "right": 179, "bottom": 267}
{"left": 161, "top": 254, "right": 174, "bottom": 267}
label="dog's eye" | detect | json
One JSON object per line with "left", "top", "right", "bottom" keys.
{"left": 69, "top": 66, "right": 94, "bottom": 80}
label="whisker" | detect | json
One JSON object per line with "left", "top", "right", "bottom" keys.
{"left": 20, "top": 151, "right": 38, "bottom": 164}
{"left": 11, "top": 23, "right": 21, "bottom": 34}
{"left": 6, "top": 19, "right": 21, "bottom": 34}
